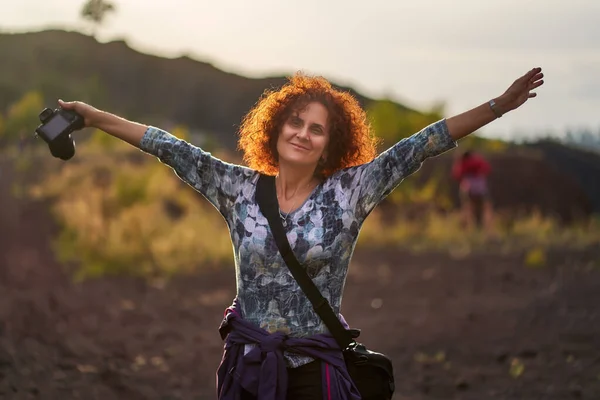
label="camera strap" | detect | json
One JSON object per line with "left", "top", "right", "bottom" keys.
{"left": 255, "top": 173, "right": 355, "bottom": 350}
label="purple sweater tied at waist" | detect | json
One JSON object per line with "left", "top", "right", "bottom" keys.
{"left": 216, "top": 301, "right": 361, "bottom": 400}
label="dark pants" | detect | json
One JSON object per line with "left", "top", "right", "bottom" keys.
{"left": 240, "top": 360, "right": 322, "bottom": 399}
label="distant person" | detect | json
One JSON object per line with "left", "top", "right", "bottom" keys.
{"left": 58, "top": 67, "right": 543, "bottom": 399}
{"left": 18, "top": 132, "right": 28, "bottom": 154}
{"left": 452, "top": 150, "right": 494, "bottom": 233}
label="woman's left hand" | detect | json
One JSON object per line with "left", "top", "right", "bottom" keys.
{"left": 498, "top": 67, "right": 544, "bottom": 113}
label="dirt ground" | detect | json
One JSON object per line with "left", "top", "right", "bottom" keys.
{"left": 1, "top": 161, "right": 600, "bottom": 400}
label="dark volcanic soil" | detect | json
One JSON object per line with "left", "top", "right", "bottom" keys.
{"left": 1, "top": 159, "right": 600, "bottom": 400}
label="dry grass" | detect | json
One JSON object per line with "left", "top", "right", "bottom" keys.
{"left": 358, "top": 208, "right": 600, "bottom": 255}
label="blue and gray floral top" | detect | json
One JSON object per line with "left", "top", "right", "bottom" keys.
{"left": 140, "top": 119, "right": 456, "bottom": 367}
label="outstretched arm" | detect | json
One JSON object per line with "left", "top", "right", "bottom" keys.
{"left": 58, "top": 100, "right": 147, "bottom": 147}
{"left": 56, "top": 100, "right": 253, "bottom": 220}
{"left": 446, "top": 67, "right": 544, "bottom": 141}
{"left": 350, "top": 66, "right": 544, "bottom": 220}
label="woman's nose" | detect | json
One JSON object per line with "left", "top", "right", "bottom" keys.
{"left": 296, "top": 127, "right": 309, "bottom": 141}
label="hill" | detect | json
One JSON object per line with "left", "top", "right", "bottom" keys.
{"left": 0, "top": 29, "right": 414, "bottom": 151}
{"left": 413, "top": 148, "right": 596, "bottom": 222}
{"left": 527, "top": 141, "right": 600, "bottom": 214}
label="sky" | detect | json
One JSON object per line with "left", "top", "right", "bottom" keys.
{"left": 2, "top": 0, "right": 600, "bottom": 140}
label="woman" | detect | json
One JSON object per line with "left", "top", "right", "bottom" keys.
{"left": 59, "top": 67, "right": 544, "bottom": 399}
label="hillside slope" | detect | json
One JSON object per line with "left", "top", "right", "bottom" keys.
{"left": 0, "top": 29, "right": 414, "bottom": 150}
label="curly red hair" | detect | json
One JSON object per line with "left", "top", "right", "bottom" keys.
{"left": 237, "top": 73, "right": 379, "bottom": 177}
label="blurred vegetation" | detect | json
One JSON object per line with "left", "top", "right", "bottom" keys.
{"left": 0, "top": 91, "right": 44, "bottom": 147}
{"left": 81, "top": 0, "right": 116, "bottom": 37}
{"left": 29, "top": 140, "right": 233, "bottom": 281}
{"left": 358, "top": 208, "right": 600, "bottom": 256}
{"left": 366, "top": 99, "right": 444, "bottom": 147}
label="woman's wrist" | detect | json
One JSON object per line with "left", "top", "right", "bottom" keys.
{"left": 492, "top": 94, "right": 513, "bottom": 116}
{"left": 86, "top": 109, "right": 100, "bottom": 129}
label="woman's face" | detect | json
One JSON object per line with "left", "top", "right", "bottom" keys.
{"left": 276, "top": 101, "right": 330, "bottom": 171}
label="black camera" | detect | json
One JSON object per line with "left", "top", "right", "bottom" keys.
{"left": 35, "top": 107, "right": 84, "bottom": 160}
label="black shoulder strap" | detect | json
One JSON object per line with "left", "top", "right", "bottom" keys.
{"left": 256, "top": 173, "right": 354, "bottom": 350}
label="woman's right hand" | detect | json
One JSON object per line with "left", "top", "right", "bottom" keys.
{"left": 58, "top": 99, "right": 100, "bottom": 128}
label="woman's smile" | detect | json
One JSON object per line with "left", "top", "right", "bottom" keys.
{"left": 290, "top": 142, "right": 310, "bottom": 151}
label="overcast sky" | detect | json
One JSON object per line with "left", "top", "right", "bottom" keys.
{"left": 2, "top": 0, "right": 600, "bottom": 140}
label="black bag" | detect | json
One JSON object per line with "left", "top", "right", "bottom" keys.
{"left": 256, "top": 174, "right": 395, "bottom": 400}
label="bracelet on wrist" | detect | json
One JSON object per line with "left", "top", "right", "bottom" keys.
{"left": 489, "top": 99, "right": 503, "bottom": 118}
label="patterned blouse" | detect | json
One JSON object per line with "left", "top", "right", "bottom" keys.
{"left": 140, "top": 119, "right": 457, "bottom": 367}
